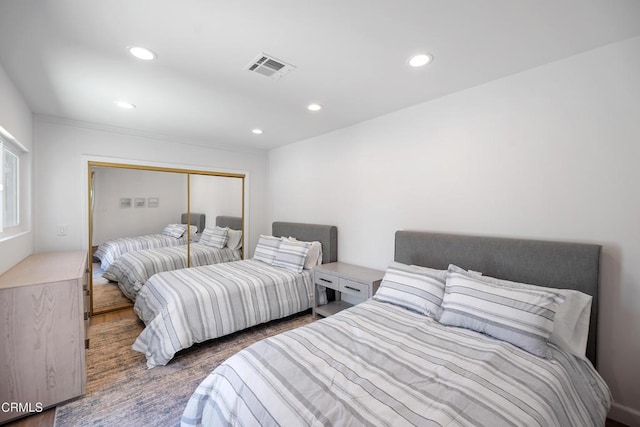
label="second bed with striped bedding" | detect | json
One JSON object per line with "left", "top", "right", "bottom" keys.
{"left": 132, "top": 259, "right": 314, "bottom": 368}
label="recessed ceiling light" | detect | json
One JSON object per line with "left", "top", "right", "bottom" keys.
{"left": 408, "top": 53, "right": 433, "bottom": 67}
{"left": 114, "top": 100, "right": 136, "bottom": 109}
{"left": 307, "top": 103, "right": 322, "bottom": 111}
{"left": 252, "top": 129, "right": 263, "bottom": 134}
{"left": 128, "top": 46, "right": 157, "bottom": 61}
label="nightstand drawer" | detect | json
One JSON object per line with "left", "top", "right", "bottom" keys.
{"left": 340, "top": 278, "right": 370, "bottom": 297}
{"left": 315, "top": 271, "right": 340, "bottom": 291}
{"left": 313, "top": 262, "right": 384, "bottom": 318}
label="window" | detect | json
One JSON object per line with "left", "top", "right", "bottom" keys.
{"left": 0, "top": 126, "right": 26, "bottom": 234}
{"left": 2, "top": 144, "right": 19, "bottom": 229}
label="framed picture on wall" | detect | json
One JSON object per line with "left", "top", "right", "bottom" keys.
{"left": 147, "top": 197, "right": 159, "bottom": 208}
{"left": 134, "top": 198, "right": 146, "bottom": 208}
{"left": 120, "top": 198, "right": 132, "bottom": 208}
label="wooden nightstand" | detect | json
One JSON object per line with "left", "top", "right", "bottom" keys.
{"left": 313, "top": 262, "right": 384, "bottom": 317}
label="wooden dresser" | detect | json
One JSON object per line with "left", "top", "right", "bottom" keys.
{"left": 0, "top": 251, "right": 89, "bottom": 424}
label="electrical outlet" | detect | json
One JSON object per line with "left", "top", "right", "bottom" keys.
{"left": 56, "top": 224, "right": 67, "bottom": 236}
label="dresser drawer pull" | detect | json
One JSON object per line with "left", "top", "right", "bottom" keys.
{"left": 344, "top": 285, "right": 361, "bottom": 292}
{"left": 319, "top": 278, "right": 334, "bottom": 284}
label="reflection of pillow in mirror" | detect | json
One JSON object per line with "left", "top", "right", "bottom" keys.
{"left": 188, "top": 225, "right": 198, "bottom": 235}
{"left": 226, "top": 229, "right": 243, "bottom": 250}
{"left": 200, "top": 226, "right": 229, "bottom": 249}
{"left": 162, "top": 224, "right": 186, "bottom": 238}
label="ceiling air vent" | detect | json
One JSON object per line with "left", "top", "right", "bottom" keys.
{"left": 245, "top": 53, "right": 296, "bottom": 80}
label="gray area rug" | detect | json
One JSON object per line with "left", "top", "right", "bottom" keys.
{"left": 55, "top": 310, "right": 314, "bottom": 426}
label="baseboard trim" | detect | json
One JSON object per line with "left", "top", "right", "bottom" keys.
{"left": 609, "top": 401, "right": 640, "bottom": 427}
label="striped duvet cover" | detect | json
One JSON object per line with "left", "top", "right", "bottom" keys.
{"left": 102, "top": 243, "right": 242, "bottom": 301}
{"left": 182, "top": 299, "right": 611, "bottom": 427}
{"left": 95, "top": 233, "right": 188, "bottom": 270}
{"left": 133, "top": 259, "right": 314, "bottom": 368}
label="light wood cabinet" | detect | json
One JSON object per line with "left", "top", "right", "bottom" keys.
{"left": 0, "top": 251, "right": 88, "bottom": 423}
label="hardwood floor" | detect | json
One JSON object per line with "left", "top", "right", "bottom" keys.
{"left": 3, "top": 307, "right": 631, "bottom": 427}
{"left": 2, "top": 409, "right": 55, "bottom": 427}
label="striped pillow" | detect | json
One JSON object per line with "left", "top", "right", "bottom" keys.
{"left": 199, "top": 226, "right": 229, "bottom": 249}
{"left": 373, "top": 262, "right": 447, "bottom": 318}
{"left": 253, "top": 235, "right": 282, "bottom": 265}
{"left": 439, "top": 268, "right": 565, "bottom": 358}
{"left": 288, "top": 237, "right": 323, "bottom": 269}
{"left": 162, "top": 224, "right": 186, "bottom": 238}
{"left": 273, "top": 240, "right": 310, "bottom": 273}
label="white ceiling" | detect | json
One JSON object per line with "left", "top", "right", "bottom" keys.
{"left": 1, "top": 0, "right": 639, "bottom": 151}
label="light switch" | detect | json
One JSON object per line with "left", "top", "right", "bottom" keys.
{"left": 56, "top": 224, "right": 68, "bottom": 236}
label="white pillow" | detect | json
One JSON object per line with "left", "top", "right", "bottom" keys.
{"left": 288, "top": 237, "right": 322, "bottom": 269}
{"left": 199, "top": 226, "right": 229, "bottom": 249}
{"left": 473, "top": 271, "right": 593, "bottom": 360}
{"left": 305, "top": 241, "right": 323, "bottom": 269}
{"left": 188, "top": 225, "right": 198, "bottom": 235}
{"left": 253, "top": 235, "right": 281, "bottom": 264}
{"left": 226, "top": 229, "right": 243, "bottom": 251}
{"left": 373, "top": 262, "right": 447, "bottom": 319}
{"left": 273, "top": 239, "right": 310, "bottom": 273}
{"left": 440, "top": 267, "right": 565, "bottom": 359}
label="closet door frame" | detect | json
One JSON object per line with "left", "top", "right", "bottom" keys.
{"left": 86, "top": 159, "right": 246, "bottom": 315}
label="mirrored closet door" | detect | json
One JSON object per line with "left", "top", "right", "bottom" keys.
{"left": 88, "top": 162, "right": 245, "bottom": 314}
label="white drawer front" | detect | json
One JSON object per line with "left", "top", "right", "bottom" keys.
{"left": 315, "top": 271, "right": 340, "bottom": 291}
{"left": 340, "top": 278, "right": 370, "bottom": 297}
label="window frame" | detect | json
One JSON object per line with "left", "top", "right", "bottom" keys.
{"left": 0, "top": 126, "right": 27, "bottom": 237}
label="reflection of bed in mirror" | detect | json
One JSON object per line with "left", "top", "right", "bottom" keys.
{"left": 102, "top": 216, "right": 243, "bottom": 302}
{"left": 89, "top": 163, "right": 245, "bottom": 315}
{"left": 94, "top": 213, "right": 206, "bottom": 270}
{"left": 133, "top": 221, "right": 337, "bottom": 368}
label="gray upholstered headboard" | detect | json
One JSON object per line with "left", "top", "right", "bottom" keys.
{"left": 272, "top": 222, "right": 338, "bottom": 264}
{"left": 216, "top": 216, "right": 243, "bottom": 230}
{"left": 181, "top": 213, "right": 206, "bottom": 233}
{"left": 395, "top": 230, "right": 602, "bottom": 367}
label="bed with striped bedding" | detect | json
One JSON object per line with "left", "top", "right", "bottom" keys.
{"left": 94, "top": 233, "right": 189, "bottom": 270}
{"left": 133, "top": 259, "right": 314, "bottom": 368}
{"left": 102, "top": 243, "right": 242, "bottom": 302}
{"left": 181, "top": 299, "right": 611, "bottom": 427}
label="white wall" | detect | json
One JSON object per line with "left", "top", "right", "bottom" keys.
{"left": 190, "top": 174, "right": 243, "bottom": 227}
{"left": 0, "top": 63, "right": 33, "bottom": 274}
{"left": 34, "top": 118, "right": 268, "bottom": 258}
{"left": 93, "top": 167, "right": 188, "bottom": 244}
{"left": 268, "top": 36, "right": 640, "bottom": 426}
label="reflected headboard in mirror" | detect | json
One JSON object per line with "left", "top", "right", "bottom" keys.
{"left": 394, "top": 230, "right": 602, "bottom": 367}
{"left": 181, "top": 213, "right": 206, "bottom": 233}
{"left": 216, "top": 216, "right": 243, "bottom": 230}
